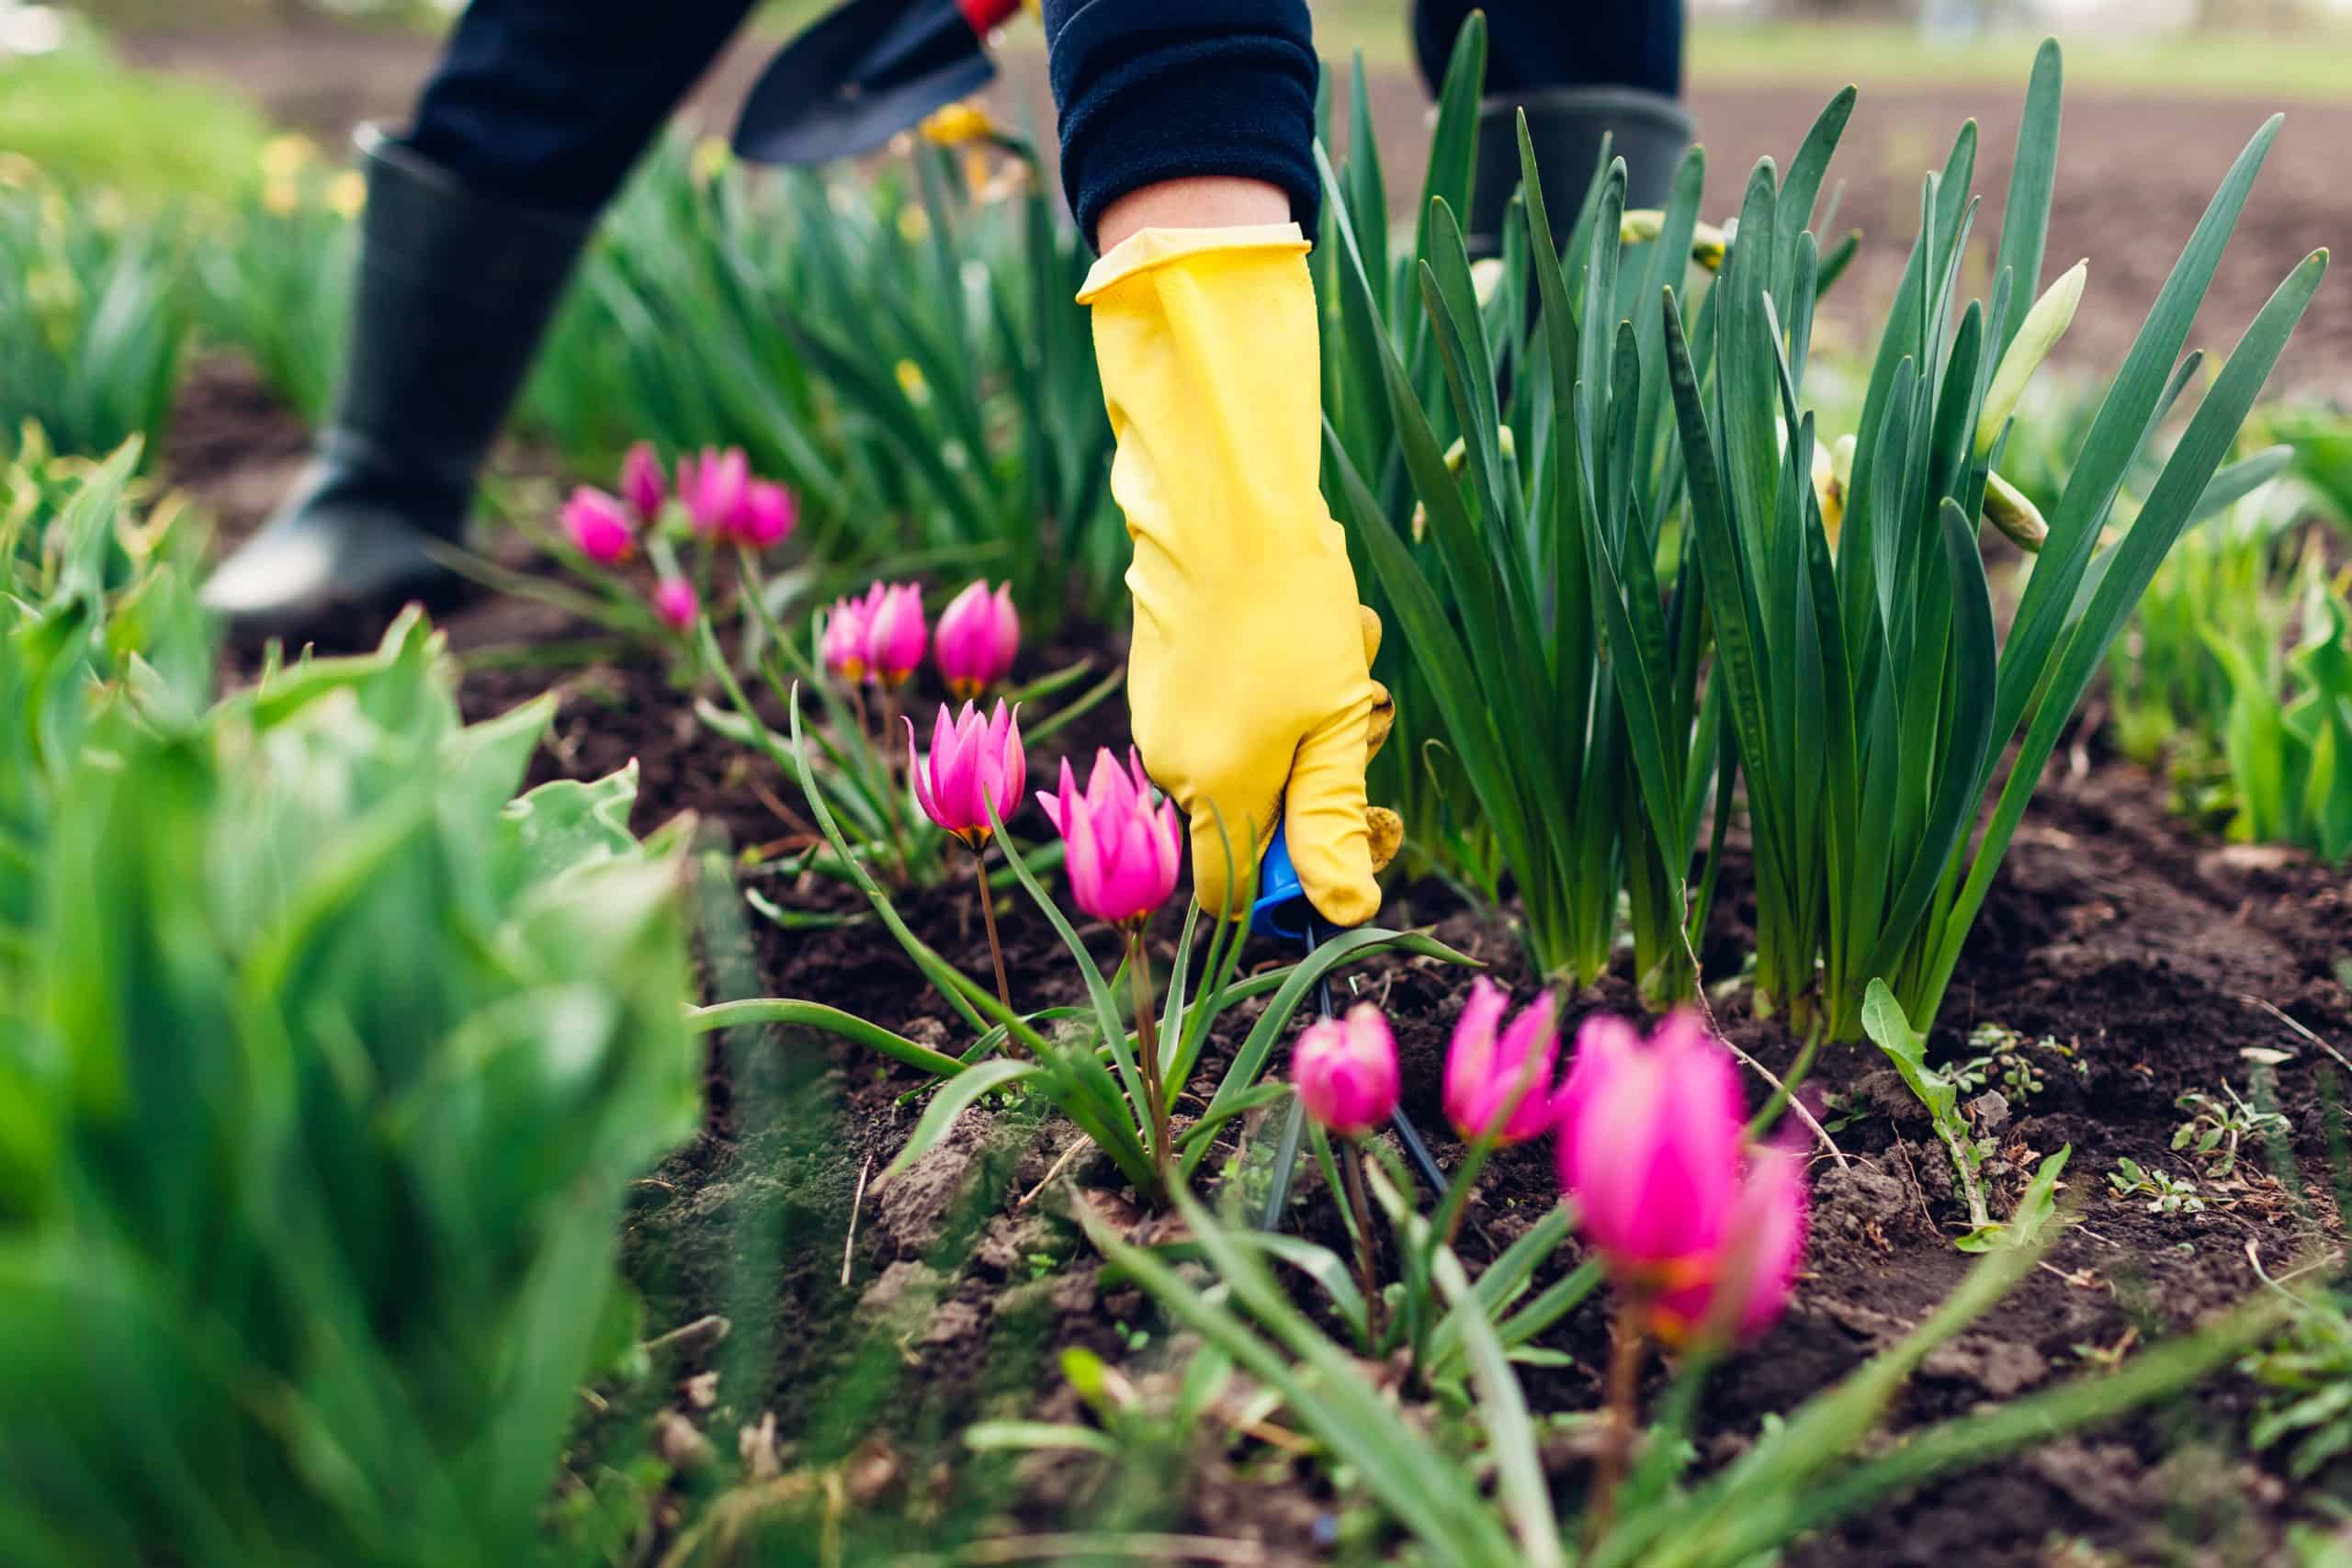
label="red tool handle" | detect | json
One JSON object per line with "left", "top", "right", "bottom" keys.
{"left": 956, "top": 0, "right": 1019, "bottom": 33}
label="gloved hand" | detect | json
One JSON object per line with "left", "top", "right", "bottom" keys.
{"left": 1079, "top": 224, "right": 1392, "bottom": 926}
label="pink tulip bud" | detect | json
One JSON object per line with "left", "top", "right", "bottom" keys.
{"left": 678, "top": 446, "right": 749, "bottom": 536}
{"left": 736, "top": 479, "right": 797, "bottom": 550}
{"left": 560, "top": 485, "right": 636, "bottom": 565}
{"left": 1035, "top": 748, "right": 1182, "bottom": 928}
{"left": 620, "top": 441, "right": 666, "bottom": 521}
{"left": 652, "top": 576, "right": 699, "bottom": 633}
{"left": 1290, "top": 1004, "right": 1399, "bottom": 1138}
{"left": 821, "top": 587, "right": 877, "bottom": 683}
{"left": 1647, "top": 1139, "right": 1808, "bottom": 1348}
{"left": 933, "top": 579, "right": 1020, "bottom": 699}
{"left": 1442, "top": 978, "right": 1562, "bottom": 1146}
{"left": 865, "top": 581, "right": 929, "bottom": 688}
{"left": 906, "top": 700, "right": 1026, "bottom": 845}
{"left": 1556, "top": 1010, "right": 1747, "bottom": 1287}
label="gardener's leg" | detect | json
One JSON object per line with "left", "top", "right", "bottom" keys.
{"left": 1414, "top": 0, "right": 1691, "bottom": 254}
{"left": 202, "top": 0, "right": 756, "bottom": 637}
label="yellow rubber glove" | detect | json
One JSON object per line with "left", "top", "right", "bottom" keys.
{"left": 1079, "top": 223, "right": 1388, "bottom": 925}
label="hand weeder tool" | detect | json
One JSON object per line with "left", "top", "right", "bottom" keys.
{"left": 1251, "top": 824, "right": 1448, "bottom": 1230}
{"left": 732, "top": 0, "right": 1021, "bottom": 166}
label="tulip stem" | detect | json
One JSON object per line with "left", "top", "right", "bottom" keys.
{"left": 1342, "top": 1139, "right": 1383, "bottom": 1348}
{"left": 972, "top": 841, "right": 1013, "bottom": 1022}
{"left": 1591, "top": 1298, "right": 1646, "bottom": 1547}
{"left": 1127, "top": 928, "right": 1171, "bottom": 1198}
{"left": 1433, "top": 1134, "right": 1495, "bottom": 1256}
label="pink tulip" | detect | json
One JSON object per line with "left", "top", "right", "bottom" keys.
{"left": 933, "top": 580, "right": 1020, "bottom": 699}
{"left": 1647, "top": 1140, "right": 1808, "bottom": 1348}
{"left": 737, "top": 479, "right": 797, "bottom": 550}
{"left": 865, "top": 581, "right": 929, "bottom": 688}
{"left": 1035, "top": 749, "right": 1182, "bottom": 928}
{"left": 821, "top": 587, "right": 878, "bottom": 683}
{"left": 1290, "top": 1004, "right": 1400, "bottom": 1138}
{"left": 620, "top": 441, "right": 666, "bottom": 521}
{"left": 1556, "top": 1010, "right": 1747, "bottom": 1285}
{"left": 1442, "top": 978, "right": 1562, "bottom": 1146}
{"left": 678, "top": 446, "right": 749, "bottom": 536}
{"left": 906, "top": 700, "right": 1026, "bottom": 846}
{"left": 560, "top": 486, "right": 636, "bottom": 565}
{"left": 652, "top": 576, "right": 699, "bottom": 633}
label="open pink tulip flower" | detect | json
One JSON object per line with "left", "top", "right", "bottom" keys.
{"left": 1035, "top": 749, "right": 1181, "bottom": 928}
{"left": 560, "top": 486, "right": 636, "bottom": 565}
{"left": 933, "top": 580, "right": 1020, "bottom": 699}
{"left": 1291, "top": 1004, "right": 1400, "bottom": 1138}
{"left": 678, "top": 446, "right": 749, "bottom": 536}
{"left": 652, "top": 576, "right": 699, "bottom": 633}
{"left": 1557, "top": 1010, "right": 1747, "bottom": 1286}
{"left": 1442, "top": 978, "right": 1563, "bottom": 1146}
{"left": 906, "top": 700, "right": 1026, "bottom": 846}
{"left": 736, "top": 479, "right": 797, "bottom": 549}
{"left": 1647, "top": 1138, "right": 1808, "bottom": 1348}
{"left": 865, "top": 582, "right": 929, "bottom": 688}
{"left": 620, "top": 441, "right": 666, "bottom": 521}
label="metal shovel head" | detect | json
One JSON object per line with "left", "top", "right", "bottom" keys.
{"left": 732, "top": 0, "right": 1003, "bottom": 166}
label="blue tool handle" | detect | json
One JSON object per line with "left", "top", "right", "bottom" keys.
{"left": 1249, "top": 821, "right": 1315, "bottom": 942}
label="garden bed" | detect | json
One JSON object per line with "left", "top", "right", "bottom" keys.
{"left": 169, "top": 351, "right": 2352, "bottom": 1562}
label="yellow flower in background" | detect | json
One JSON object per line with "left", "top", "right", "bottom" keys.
{"left": 258, "top": 134, "right": 315, "bottom": 181}
{"left": 261, "top": 177, "right": 301, "bottom": 217}
{"left": 1620, "top": 209, "right": 1665, "bottom": 245}
{"left": 325, "top": 171, "right": 367, "bottom": 220}
{"left": 919, "top": 100, "right": 999, "bottom": 147}
{"left": 897, "top": 204, "right": 931, "bottom": 243}
{"left": 894, "top": 359, "right": 930, "bottom": 404}
{"left": 690, "top": 135, "right": 732, "bottom": 188}
{"left": 1690, "top": 220, "right": 1731, "bottom": 274}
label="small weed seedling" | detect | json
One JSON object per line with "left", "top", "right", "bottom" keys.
{"left": 1958, "top": 1022, "right": 2086, "bottom": 1100}
{"left": 2175, "top": 1080, "right": 2290, "bottom": 1179}
{"left": 2109, "top": 1157, "right": 2205, "bottom": 1215}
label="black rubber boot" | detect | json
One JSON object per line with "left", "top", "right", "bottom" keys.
{"left": 200, "top": 126, "right": 593, "bottom": 637}
{"left": 1466, "top": 85, "right": 1693, "bottom": 259}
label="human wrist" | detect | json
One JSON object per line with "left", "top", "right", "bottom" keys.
{"left": 1093, "top": 177, "right": 1293, "bottom": 254}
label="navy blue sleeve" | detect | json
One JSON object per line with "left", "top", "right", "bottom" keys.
{"left": 1040, "top": 0, "right": 1320, "bottom": 252}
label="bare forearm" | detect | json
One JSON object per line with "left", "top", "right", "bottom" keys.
{"left": 1094, "top": 176, "right": 1292, "bottom": 253}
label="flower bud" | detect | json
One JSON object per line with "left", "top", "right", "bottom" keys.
{"left": 1556, "top": 1010, "right": 1746, "bottom": 1285}
{"left": 560, "top": 486, "right": 635, "bottom": 565}
{"left": 1442, "top": 978, "right": 1563, "bottom": 1146}
{"left": 1291, "top": 1004, "right": 1400, "bottom": 1139}
{"left": 865, "top": 582, "right": 929, "bottom": 687}
{"left": 620, "top": 441, "right": 666, "bottom": 522}
{"left": 919, "top": 101, "right": 1000, "bottom": 147}
{"left": 822, "top": 586, "right": 878, "bottom": 683}
{"left": 737, "top": 479, "right": 797, "bottom": 550}
{"left": 1648, "top": 1139, "right": 1808, "bottom": 1348}
{"left": 678, "top": 446, "right": 749, "bottom": 537}
{"left": 1983, "top": 469, "right": 2049, "bottom": 553}
{"left": 1976, "top": 259, "right": 2086, "bottom": 458}
{"left": 934, "top": 580, "right": 1020, "bottom": 699}
{"left": 652, "top": 577, "right": 699, "bottom": 633}
{"left": 907, "top": 700, "right": 1026, "bottom": 846}
{"left": 1691, "top": 220, "right": 1732, "bottom": 275}
{"left": 1620, "top": 209, "right": 1665, "bottom": 245}
{"left": 1035, "top": 749, "right": 1182, "bottom": 929}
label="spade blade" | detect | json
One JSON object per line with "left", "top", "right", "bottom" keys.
{"left": 732, "top": 0, "right": 1008, "bottom": 166}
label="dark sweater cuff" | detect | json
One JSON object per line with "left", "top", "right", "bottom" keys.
{"left": 1046, "top": 0, "right": 1320, "bottom": 250}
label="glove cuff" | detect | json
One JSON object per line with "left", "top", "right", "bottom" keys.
{"left": 1077, "top": 222, "right": 1309, "bottom": 304}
